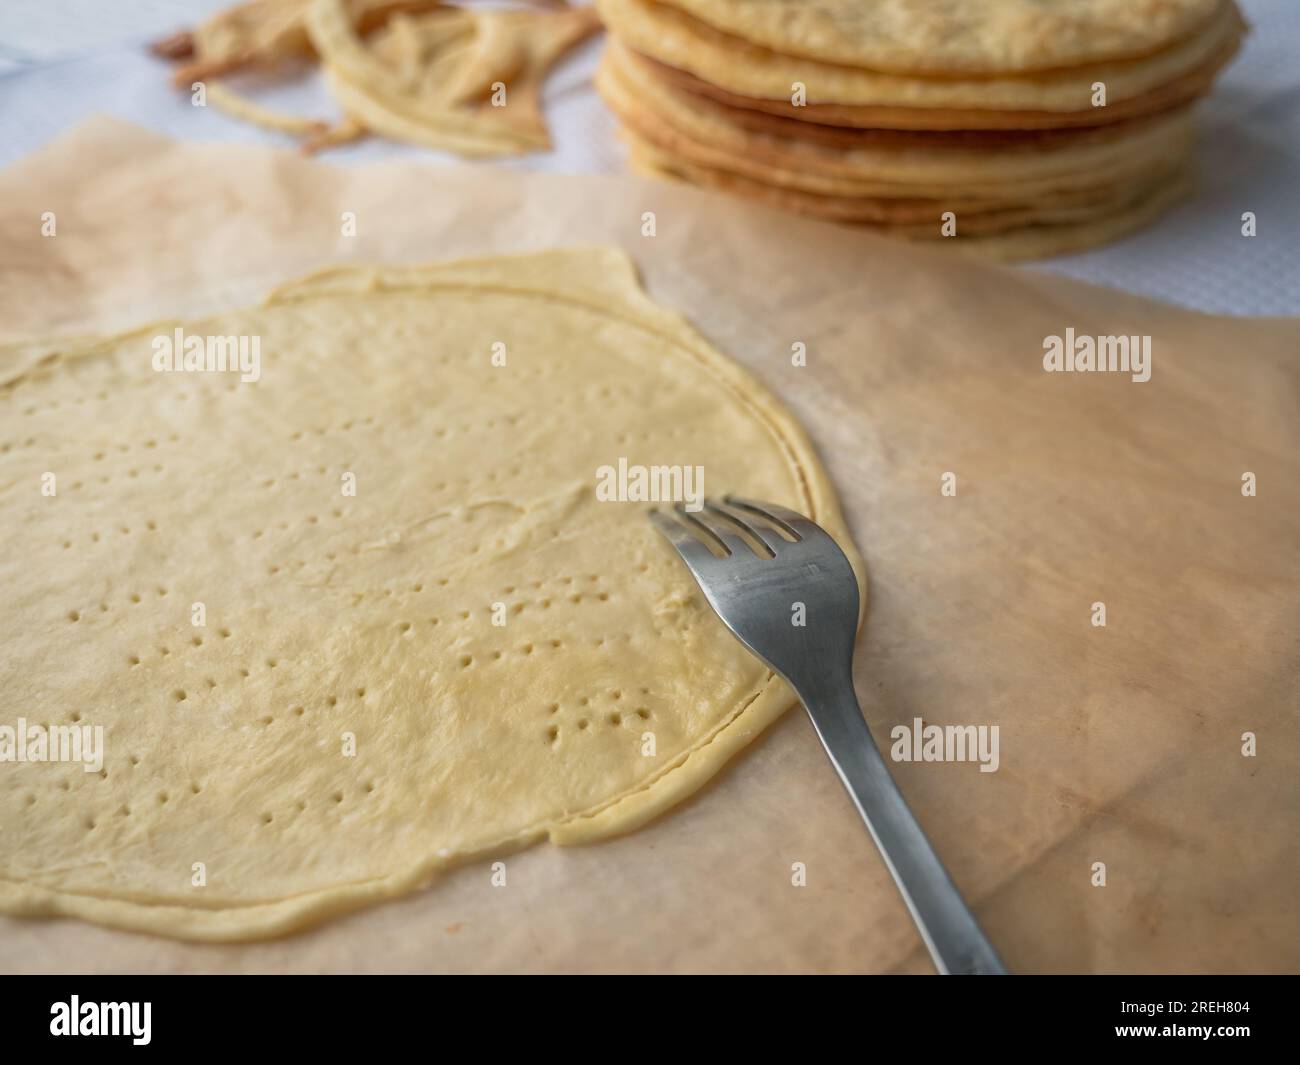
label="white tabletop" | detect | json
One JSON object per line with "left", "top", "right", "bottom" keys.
{"left": 2, "top": 0, "right": 1296, "bottom": 316}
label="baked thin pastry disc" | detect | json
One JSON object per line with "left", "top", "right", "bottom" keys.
{"left": 0, "top": 249, "right": 861, "bottom": 940}
{"left": 650, "top": 0, "right": 1224, "bottom": 75}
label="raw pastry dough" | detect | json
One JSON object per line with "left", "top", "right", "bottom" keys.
{"left": 0, "top": 249, "right": 861, "bottom": 940}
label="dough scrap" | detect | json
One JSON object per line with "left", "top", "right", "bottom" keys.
{"left": 155, "top": 0, "right": 597, "bottom": 157}
{"left": 309, "top": 0, "right": 601, "bottom": 155}
{"left": 0, "top": 249, "right": 861, "bottom": 941}
{"left": 169, "top": 0, "right": 442, "bottom": 85}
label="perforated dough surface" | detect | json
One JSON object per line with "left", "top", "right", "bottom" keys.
{"left": 0, "top": 249, "right": 858, "bottom": 941}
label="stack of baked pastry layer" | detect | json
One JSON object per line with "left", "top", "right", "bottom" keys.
{"left": 594, "top": 0, "right": 1246, "bottom": 259}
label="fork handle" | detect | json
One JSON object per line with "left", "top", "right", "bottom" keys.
{"left": 797, "top": 675, "right": 1007, "bottom": 975}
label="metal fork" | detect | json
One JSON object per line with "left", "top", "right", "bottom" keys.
{"left": 650, "top": 496, "right": 1006, "bottom": 975}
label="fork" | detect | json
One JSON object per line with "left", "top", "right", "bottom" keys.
{"left": 650, "top": 496, "right": 1006, "bottom": 975}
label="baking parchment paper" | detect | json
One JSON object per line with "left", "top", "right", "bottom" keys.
{"left": 1, "top": 118, "right": 1296, "bottom": 973}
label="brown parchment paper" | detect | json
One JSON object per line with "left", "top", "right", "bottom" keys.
{"left": 1, "top": 118, "right": 1297, "bottom": 974}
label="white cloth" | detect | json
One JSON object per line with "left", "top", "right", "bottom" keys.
{"left": 1, "top": 0, "right": 1295, "bottom": 315}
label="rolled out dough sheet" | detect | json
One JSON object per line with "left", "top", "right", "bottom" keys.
{"left": 0, "top": 249, "right": 859, "bottom": 940}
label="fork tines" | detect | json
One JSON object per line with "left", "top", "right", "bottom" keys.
{"left": 649, "top": 496, "right": 806, "bottom": 561}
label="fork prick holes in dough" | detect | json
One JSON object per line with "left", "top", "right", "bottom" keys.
{"left": 1, "top": 251, "right": 859, "bottom": 939}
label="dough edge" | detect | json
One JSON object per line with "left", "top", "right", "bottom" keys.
{"left": 0, "top": 246, "right": 864, "bottom": 941}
